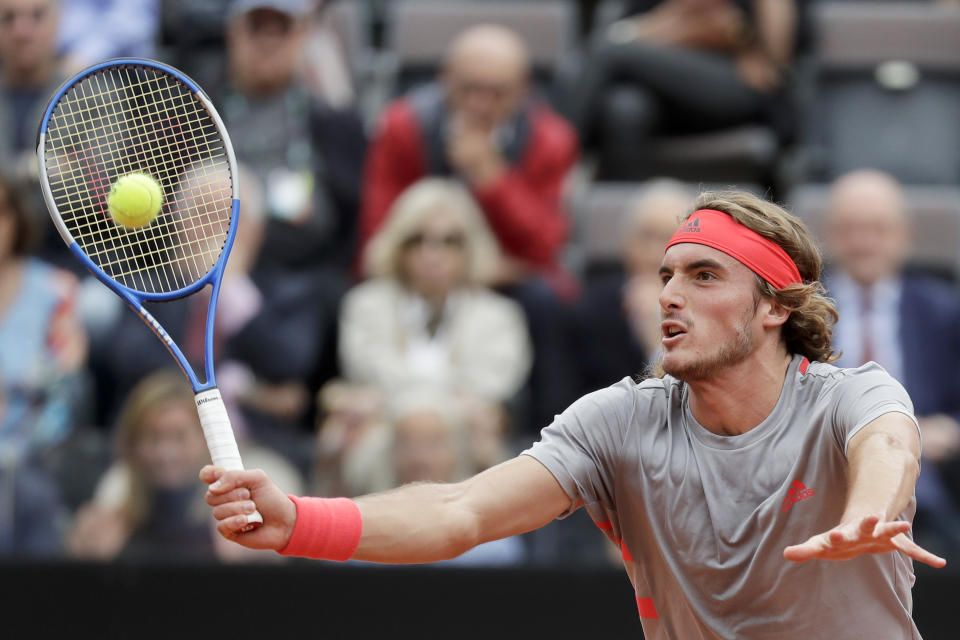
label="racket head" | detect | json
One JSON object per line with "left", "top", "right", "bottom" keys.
{"left": 37, "top": 58, "right": 240, "bottom": 302}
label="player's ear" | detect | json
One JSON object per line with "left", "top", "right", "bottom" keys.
{"left": 760, "top": 297, "right": 791, "bottom": 329}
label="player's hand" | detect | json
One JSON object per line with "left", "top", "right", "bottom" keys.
{"left": 783, "top": 514, "right": 946, "bottom": 568}
{"left": 200, "top": 465, "right": 297, "bottom": 551}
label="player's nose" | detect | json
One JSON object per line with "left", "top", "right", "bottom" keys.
{"left": 659, "top": 276, "right": 685, "bottom": 311}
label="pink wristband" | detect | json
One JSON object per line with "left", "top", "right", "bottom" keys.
{"left": 278, "top": 495, "right": 363, "bottom": 561}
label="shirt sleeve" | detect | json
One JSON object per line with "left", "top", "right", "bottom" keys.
{"left": 831, "top": 362, "right": 919, "bottom": 455}
{"left": 522, "top": 377, "right": 638, "bottom": 518}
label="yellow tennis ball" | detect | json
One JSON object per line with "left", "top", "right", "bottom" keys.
{"left": 108, "top": 172, "right": 164, "bottom": 229}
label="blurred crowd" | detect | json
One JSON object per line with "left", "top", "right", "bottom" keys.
{"left": 2, "top": 0, "right": 960, "bottom": 569}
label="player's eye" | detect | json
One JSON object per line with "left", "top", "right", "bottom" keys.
{"left": 696, "top": 271, "right": 716, "bottom": 281}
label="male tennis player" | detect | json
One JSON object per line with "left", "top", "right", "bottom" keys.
{"left": 202, "top": 191, "right": 945, "bottom": 639}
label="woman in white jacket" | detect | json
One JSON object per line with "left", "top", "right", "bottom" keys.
{"left": 340, "top": 178, "right": 532, "bottom": 407}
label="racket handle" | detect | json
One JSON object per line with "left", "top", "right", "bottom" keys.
{"left": 195, "top": 388, "right": 263, "bottom": 530}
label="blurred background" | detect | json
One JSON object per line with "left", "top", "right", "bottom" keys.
{"left": 2, "top": 0, "right": 960, "bottom": 637}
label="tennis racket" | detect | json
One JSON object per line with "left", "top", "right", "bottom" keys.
{"left": 36, "top": 58, "right": 261, "bottom": 529}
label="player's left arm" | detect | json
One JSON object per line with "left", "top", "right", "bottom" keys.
{"left": 783, "top": 412, "right": 947, "bottom": 567}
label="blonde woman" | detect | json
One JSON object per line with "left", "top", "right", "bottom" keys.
{"left": 340, "top": 178, "right": 532, "bottom": 405}
{"left": 67, "top": 370, "right": 301, "bottom": 562}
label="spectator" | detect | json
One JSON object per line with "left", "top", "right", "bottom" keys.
{"left": 823, "top": 168, "right": 960, "bottom": 553}
{"left": 0, "top": 171, "right": 87, "bottom": 478}
{"left": 572, "top": 179, "right": 695, "bottom": 395}
{"left": 217, "top": 0, "right": 366, "bottom": 272}
{"left": 66, "top": 369, "right": 302, "bottom": 562}
{"left": 339, "top": 388, "right": 526, "bottom": 567}
{"left": 359, "top": 24, "right": 580, "bottom": 433}
{"left": 0, "top": 0, "right": 66, "bottom": 261}
{"left": 568, "top": 0, "right": 799, "bottom": 180}
{"left": 340, "top": 178, "right": 532, "bottom": 416}
{"left": 0, "top": 379, "right": 68, "bottom": 556}
{"left": 66, "top": 370, "right": 217, "bottom": 562}
{"left": 57, "top": 0, "right": 161, "bottom": 76}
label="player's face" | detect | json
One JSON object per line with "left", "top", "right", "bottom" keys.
{"left": 133, "top": 402, "right": 209, "bottom": 490}
{"left": 658, "top": 243, "right": 763, "bottom": 381}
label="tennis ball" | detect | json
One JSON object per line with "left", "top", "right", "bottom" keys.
{"left": 108, "top": 172, "right": 164, "bottom": 229}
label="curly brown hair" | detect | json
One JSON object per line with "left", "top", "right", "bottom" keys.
{"left": 688, "top": 191, "right": 839, "bottom": 363}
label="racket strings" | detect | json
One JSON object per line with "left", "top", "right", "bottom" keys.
{"left": 47, "top": 69, "right": 224, "bottom": 292}
{"left": 43, "top": 65, "right": 233, "bottom": 294}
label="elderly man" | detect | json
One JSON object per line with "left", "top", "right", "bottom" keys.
{"left": 824, "top": 168, "right": 960, "bottom": 552}
{"left": 359, "top": 24, "right": 580, "bottom": 433}
{"left": 360, "top": 24, "right": 578, "bottom": 283}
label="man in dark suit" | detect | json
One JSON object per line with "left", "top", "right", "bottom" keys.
{"left": 824, "top": 169, "right": 960, "bottom": 552}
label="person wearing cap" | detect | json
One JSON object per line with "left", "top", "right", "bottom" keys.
{"left": 218, "top": 0, "right": 366, "bottom": 272}
{"left": 201, "top": 190, "right": 943, "bottom": 639}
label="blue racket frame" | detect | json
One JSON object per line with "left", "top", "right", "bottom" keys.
{"left": 37, "top": 58, "right": 240, "bottom": 392}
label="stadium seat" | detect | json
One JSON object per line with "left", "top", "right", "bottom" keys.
{"left": 582, "top": 0, "right": 794, "bottom": 196}
{"left": 799, "top": 2, "right": 960, "bottom": 184}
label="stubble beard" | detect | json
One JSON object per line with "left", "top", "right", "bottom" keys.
{"left": 660, "top": 313, "right": 755, "bottom": 382}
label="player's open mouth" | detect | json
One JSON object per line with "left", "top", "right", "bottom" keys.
{"left": 661, "top": 322, "right": 687, "bottom": 345}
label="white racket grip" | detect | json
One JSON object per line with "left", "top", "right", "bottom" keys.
{"left": 195, "top": 388, "right": 263, "bottom": 528}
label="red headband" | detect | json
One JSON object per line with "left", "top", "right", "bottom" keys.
{"left": 665, "top": 209, "right": 802, "bottom": 289}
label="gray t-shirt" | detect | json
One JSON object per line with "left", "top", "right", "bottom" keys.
{"left": 523, "top": 355, "right": 921, "bottom": 639}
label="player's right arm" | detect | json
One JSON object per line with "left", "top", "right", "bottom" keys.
{"left": 201, "top": 455, "right": 572, "bottom": 563}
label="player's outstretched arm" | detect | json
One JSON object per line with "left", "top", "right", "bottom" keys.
{"left": 783, "top": 412, "right": 947, "bottom": 568}
{"left": 201, "top": 455, "right": 572, "bottom": 563}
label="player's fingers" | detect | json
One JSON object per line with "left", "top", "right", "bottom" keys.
{"left": 783, "top": 534, "right": 828, "bottom": 562}
{"left": 205, "top": 486, "right": 251, "bottom": 507}
{"left": 858, "top": 514, "right": 881, "bottom": 535}
{"left": 892, "top": 535, "right": 947, "bottom": 568}
{"left": 208, "top": 468, "right": 267, "bottom": 495}
{"left": 828, "top": 529, "right": 849, "bottom": 546}
{"left": 211, "top": 500, "right": 258, "bottom": 522}
{"left": 872, "top": 520, "right": 911, "bottom": 540}
{"left": 216, "top": 514, "right": 254, "bottom": 539}
{"left": 199, "top": 465, "right": 225, "bottom": 484}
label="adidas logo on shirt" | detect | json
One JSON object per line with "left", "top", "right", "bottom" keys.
{"left": 781, "top": 479, "right": 815, "bottom": 512}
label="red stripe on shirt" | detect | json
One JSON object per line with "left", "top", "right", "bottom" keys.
{"left": 799, "top": 357, "right": 810, "bottom": 374}
{"left": 621, "top": 542, "right": 634, "bottom": 563}
{"left": 636, "top": 597, "right": 658, "bottom": 619}
{"left": 594, "top": 520, "right": 613, "bottom": 531}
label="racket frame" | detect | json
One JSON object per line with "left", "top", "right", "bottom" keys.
{"left": 37, "top": 57, "right": 241, "bottom": 392}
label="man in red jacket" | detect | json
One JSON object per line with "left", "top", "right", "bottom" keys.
{"left": 359, "top": 23, "right": 581, "bottom": 433}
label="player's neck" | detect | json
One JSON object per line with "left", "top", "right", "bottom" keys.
{"left": 686, "top": 349, "right": 793, "bottom": 436}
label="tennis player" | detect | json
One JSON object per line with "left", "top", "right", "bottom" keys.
{"left": 202, "top": 190, "right": 945, "bottom": 638}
